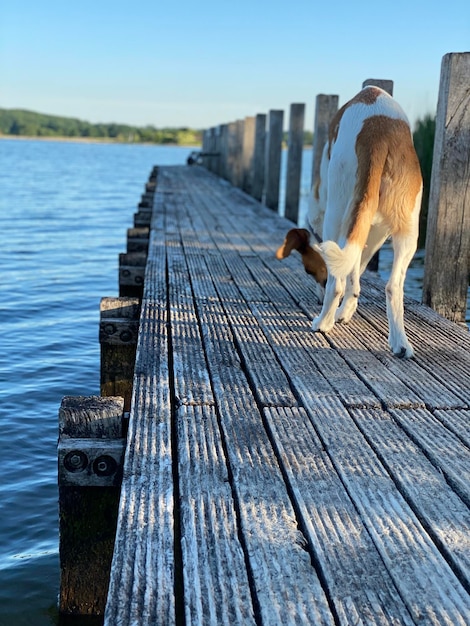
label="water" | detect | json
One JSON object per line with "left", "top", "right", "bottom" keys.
{"left": 0, "top": 140, "right": 194, "bottom": 626}
{"left": 0, "top": 141, "right": 466, "bottom": 626}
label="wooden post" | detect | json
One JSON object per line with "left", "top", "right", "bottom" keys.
{"left": 265, "top": 109, "right": 284, "bottom": 211}
{"left": 311, "top": 95, "right": 338, "bottom": 197}
{"left": 201, "top": 129, "right": 209, "bottom": 168}
{"left": 362, "top": 79, "right": 394, "bottom": 270}
{"left": 423, "top": 52, "right": 470, "bottom": 323}
{"left": 58, "top": 395, "right": 125, "bottom": 616}
{"left": 362, "top": 78, "right": 394, "bottom": 96}
{"left": 127, "top": 227, "right": 149, "bottom": 254}
{"left": 211, "top": 127, "right": 220, "bottom": 173}
{"left": 252, "top": 113, "right": 267, "bottom": 202}
{"left": 119, "top": 252, "right": 147, "bottom": 297}
{"left": 219, "top": 124, "right": 228, "bottom": 180}
{"left": 226, "top": 122, "right": 238, "bottom": 185}
{"left": 242, "top": 116, "right": 256, "bottom": 194}
{"left": 285, "top": 103, "right": 305, "bottom": 223}
{"left": 100, "top": 296, "right": 140, "bottom": 412}
{"left": 234, "top": 119, "right": 245, "bottom": 188}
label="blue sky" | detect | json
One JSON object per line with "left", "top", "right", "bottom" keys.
{"left": 1, "top": 1, "right": 469, "bottom": 130}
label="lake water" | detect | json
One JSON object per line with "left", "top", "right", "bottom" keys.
{"left": 0, "top": 139, "right": 466, "bottom": 626}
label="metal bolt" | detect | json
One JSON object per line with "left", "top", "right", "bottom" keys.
{"left": 64, "top": 450, "right": 88, "bottom": 473}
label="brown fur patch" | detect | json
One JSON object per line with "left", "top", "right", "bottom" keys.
{"left": 347, "top": 116, "right": 422, "bottom": 246}
{"left": 328, "top": 86, "right": 383, "bottom": 157}
{"left": 276, "top": 228, "right": 328, "bottom": 286}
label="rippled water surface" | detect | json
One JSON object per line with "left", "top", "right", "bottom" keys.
{"left": 0, "top": 140, "right": 193, "bottom": 625}
{"left": 1, "top": 139, "right": 465, "bottom": 626}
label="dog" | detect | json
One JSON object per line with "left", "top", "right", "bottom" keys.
{"left": 276, "top": 86, "right": 423, "bottom": 358}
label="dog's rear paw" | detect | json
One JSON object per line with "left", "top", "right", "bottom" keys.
{"left": 312, "top": 316, "right": 334, "bottom": 333}
{"left": 390, "top": 342, "right": 414, "bottom": 359}
{"left": 393, "top": 346, "right": 413, "bottom": 359}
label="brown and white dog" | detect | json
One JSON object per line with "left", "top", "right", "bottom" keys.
{"left": 276, "top": 86, "right": 423, "bottom": 358}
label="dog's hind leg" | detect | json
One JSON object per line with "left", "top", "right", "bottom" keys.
{"left": 312, "top": 275, "right": 345, "bottom": 333}
{"left": 335, "top": 261, "right": 360, "bottom": 323}
{"left": 386, "top": 233, "right": 417, "bottom": 358}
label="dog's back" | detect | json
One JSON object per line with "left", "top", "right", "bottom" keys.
{"left": 277, "top": 86, "right": 423, "bottom": 358}
{"left": 319, "top": 86, "right": 422, "bottom": 279}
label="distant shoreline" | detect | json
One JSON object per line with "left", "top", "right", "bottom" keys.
{"left": 0, "top": 134, "right": 201, "bottom": 147}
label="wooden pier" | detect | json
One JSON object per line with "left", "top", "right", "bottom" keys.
{"left": 100, "top": 164, "right": 470, "bottom": 625}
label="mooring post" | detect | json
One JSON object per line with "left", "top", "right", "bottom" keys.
{"left": 234, "top": 119, "right": 245, "bottom": 188}
{"left": 265, "top": 109, "right": 284, "bottom": 211}
{"left": 127, "top": 226, "right": 149, "bottom": 254}
{"left": 216, "top": 124, "right": 226, "bottom": 178}
{"left": 285, "top": 103, "right": 305, "bottom": 223}
{"left": 226, "top": 121, "right": 238, "bottom": 186}
{"left": 100, "top": 296, "right": 140, "bottom": 412}
{"left": 252, "top": 113, "right": 267, "bottom": 202}
{"left": 310, "top": 95, "right": 338, "bottom": 195}
{"left": 362, "top": 78, "right": 394, "bottom": 97}
{"left": 119, "top": 252, "right": 147, "bottom": 297}
{"left": 423, "top": 52, "right": 470, "bottom": 323}
{"left": 58, "top": 395, "right": 125, "bottom": 617}
{"left": 241, "top": 116, "right": 256, "bottom": 195}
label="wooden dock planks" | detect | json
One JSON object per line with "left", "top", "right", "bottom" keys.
{"left": 105, "top": 165, "right": 470, "bottom": 625}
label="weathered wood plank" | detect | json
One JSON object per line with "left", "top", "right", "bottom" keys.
{"left": 433, "top": 408, "right": 470, "bottom": 448}
{"left": 177, "top": 404, "right": 256, "bottom": 624}
{"left": 389, "top": 408, "right": 470, "bottom": 508}
{"left": 105, "top": 165, "right": 470, "bottom": 625}
{"left": 104, "top": 288, "right": 175, "bottom": 625}
{"left": 252, "top": 301, "right": 382, "bottom": 409}
{"left": 263, "top": 406, "right": 415, "bottom": 624}
{"left": 300, "top": 396, "right": 470, "bottom": 625}
{"left": 188, "top": 296, "right": 334, "bottom": 623}
{"left": 350, "top": 407, "right": 470, "bottom": 591}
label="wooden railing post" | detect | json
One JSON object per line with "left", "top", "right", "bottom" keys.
{"left": 226, "top": 121, "right": 238, "bottom": 186}
{"left": 235, "top": 119, "right": 245, "bottom": 188}
{"left": 362, "top": 78, "right": 394, "bottom": 96}
{"left": 311, "top": 95, "right": 338, "bottom": 195}
{"left": 242, "top": 116, "right": 256, "bottom": 194}
{"left": 265, "top": 109, "right": 284, "bottom": 211}
{"left": 285, "top": 103, "right": 305, "bottom": 223}
{"left": 423, "top": 52, "right": 470, "bottom": 323}
{"left": 218, "top": 124, "right": 228, "bottom": 180}
{"left": 252, "top": 113, "right": 267, "bottom": 202}
{"left": 58, "top": 395, "right": 125, "bottom": 616}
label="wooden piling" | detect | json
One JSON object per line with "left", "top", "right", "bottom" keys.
{"left": 119, "top": 252, "right": 147, "bottom": 298}
{"left": 252, "top": 113, "right": 267, "bottom": 202}
{"left": 265, "top": 109, "right": 284, "bottom": 211}
{"left": 423, "top": 52, "right": 470, "bottom": 323}
{"left": 285, "top": 103, "right": 305, "bottom": 223}
{"left": 100, "top": 296, "right": 140, "bottom": 412}
{"left": 127, "top": 227, "right": 149, "bottom": 253}
{"left": 241, "top": 116, "right": 256, "bottom": 194}
{"left": 226, "top": 121, "right": 239, "bottom": 186}
{"left": 362, "top": 78, "right": 394, "bottom": 96}
{"left": 310, "top": 94, "right": 338, "bottom": 199}
{"left": 58, "top": 395, "right": 125, "bottom": 616}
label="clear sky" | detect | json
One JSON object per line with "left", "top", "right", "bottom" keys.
{"left": 1, "top": 0, "right": 469, "bottom": 130}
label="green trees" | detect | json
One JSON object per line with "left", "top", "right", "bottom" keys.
{"left": 0, "top": 109, "right": 203, "bottom": 145}
{"left": 413, "top": 115, "right": 436, "bottom": 246}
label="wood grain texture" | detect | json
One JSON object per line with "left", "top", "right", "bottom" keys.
{"left": 105, "top": 165, "right": 470, "bottom": 625}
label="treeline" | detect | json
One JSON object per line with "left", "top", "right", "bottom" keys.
{"left": 0, "top": 108, "right": 203, "bottom": 145}
{"left": 1, "top": 107, "right": 435, "bottom": 232}
{"left": 412, "top": 114, "right": 436, "bottom": 246}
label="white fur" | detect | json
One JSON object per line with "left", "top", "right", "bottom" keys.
{"left": 309, "top": 87, "right": 423, "bottom": 358}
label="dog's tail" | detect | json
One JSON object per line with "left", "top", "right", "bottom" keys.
{"left": 319, "top": 139, "right": 388, "bottom": 280}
